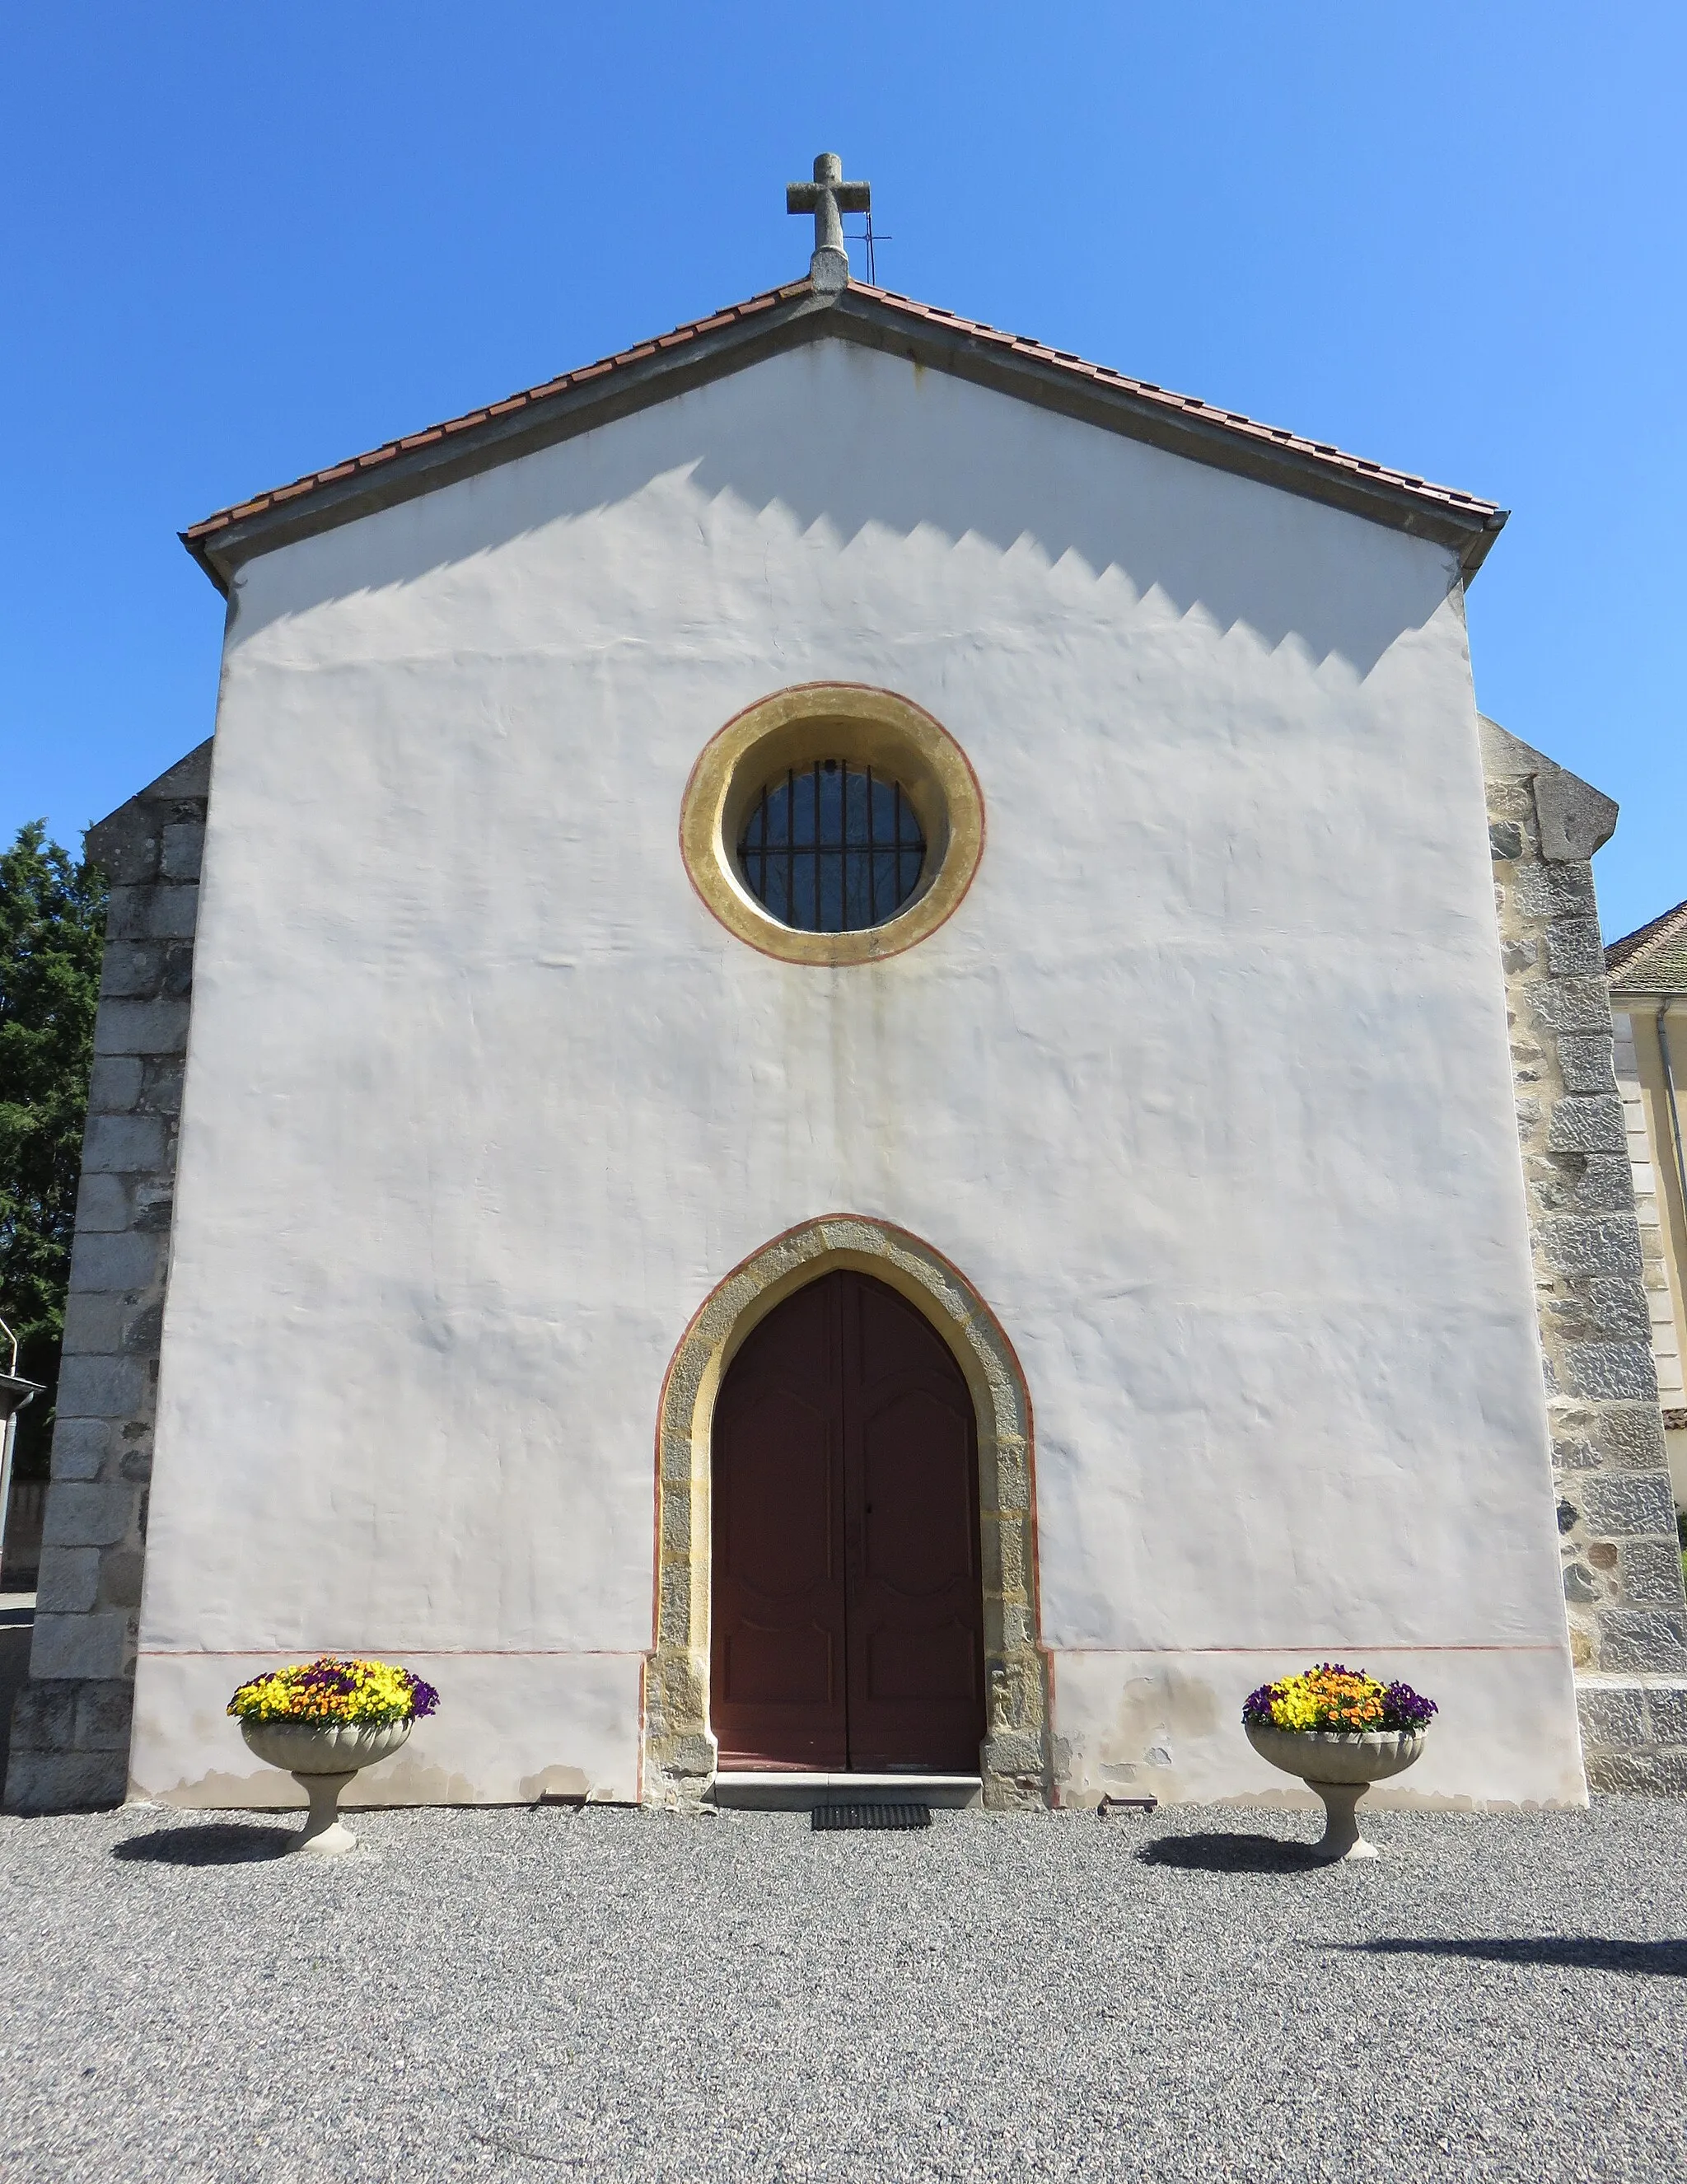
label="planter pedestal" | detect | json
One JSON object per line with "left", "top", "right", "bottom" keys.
{"left": 240, "top": 1719, "right": 414, "bottom": 1857}
{"left": 1245, "top": 1723, "right": 1427, "bottom": 1863}
{"left": 1303, "top": 1777, "right": 1380, "bottom": 1862}
{"left": 289, "top": 1770, "right": 362, "bottom": 1856}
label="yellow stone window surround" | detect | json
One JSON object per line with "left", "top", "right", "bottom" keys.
{"left": 679, "top": 683, "right": 985, "bottom": 966}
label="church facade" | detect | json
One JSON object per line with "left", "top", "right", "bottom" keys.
{"left": 10, "top": 203, "right": 1685, "bottom": 1813}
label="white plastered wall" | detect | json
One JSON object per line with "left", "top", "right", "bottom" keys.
{"left": 129, "top": 337, "right": 1583, "bottom": 1810}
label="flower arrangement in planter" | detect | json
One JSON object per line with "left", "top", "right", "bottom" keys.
{"left": 229, "top": 1657, "right": 440, "bottom": 1856}
{"left": 1242, "top": 1663, "right": 1436, "bottom": 1862}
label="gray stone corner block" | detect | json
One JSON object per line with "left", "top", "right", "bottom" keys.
{"left": 68, "top": 1228, "right": 166, "bottom": 1295}
{"left": 26, "top": 1611, "right": 132, "bottom": 1682}
{"left": 1545, "top": 919, "right": 1607, "bottom": 979}
{"left": 40, "top": 1481, "right": 138, "bottom": 1551}
{"left": 34, "top": 1545, "right": 103, "bottom": 1615}
{"left": 1582, "top": 1471, "right": 1679, "bottom": 1537}
{"left": 1583, "top": 1751, "right": 1675, "bottom": 1794}
{"left": 140, "top": 886, "right": 201, "bottom": 942}
{"left": 1529, "top": 980, "right": 1615, "bottom": 1036}
{"left": 1542, "top": 1215, "right": 1643, "bottom": 1279}
{"left": 72, "top": 1171, "right": 133, "bottom": 1234}
{"left": 1575, "top": 1683, "right": 1648, "bottom": 1748}
{"left": 1596, "top": 1611, "right": 1687, "bottom": 1676}
{"left": 1619, "top": 1537, "right": 1687, "bottom": 1610}
{"left": 1548, "top": 1094, "right": 1628, "bottom": 1156}
{"left": 98, "top": 943, "right": 167, "bottom": 1002}
{"left": 1599, "top": 1404, "right": 1669, "bottom": 1469}
{"left": 92, "top": 997, "right": 191, "bottom": 1059}
{"left": 54, "top": 1294, "right": 127, "bottom": 1359}
{"left": 1647, "top": 1685, "right": 1687, "bottom": 1746}
{"left": 1565, "top": 1342, "right": 1659, "bottom": 1403}
{"left": 53, "top": 1354, "right": 148, "bottom": 1422}
{"left": 6, "top": 1678, "right": 79, "bottom": 1754}
{"left": 80, "top": 1111, "right": 171, "bottom": 1177}
{"left": 1555, "top": 1036, "right": 1617, "bottom": 1095}
{"left": 1583, "top": 1279, "right": 1652, "bottom": 1339}
{"left": 48, "top": 1418, "right": 110, "bottom": 1480}
{"left": 2, "top": 1747, "right": 129, "bottom": 1816}
{"left": 1512, "top": 857, "right": 1599, "bottom": 921}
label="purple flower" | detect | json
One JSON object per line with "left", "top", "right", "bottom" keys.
{"left": 404, "top": 1672, "right": 441, "bottom": 1719}
{"left": 1241, "top": 1682, "right": 1277, "bottom": 1724}
{"left": 1381, "top": 1680, "right": 1437, "bottom": 1730}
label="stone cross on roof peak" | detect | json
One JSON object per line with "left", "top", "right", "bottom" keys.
{"left": 787, "top": 152, "right": 871, "bottom": 292}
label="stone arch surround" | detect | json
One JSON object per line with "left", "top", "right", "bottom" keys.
{"left": 643, "top": 1216, "right": 1053, "bottom": 1808}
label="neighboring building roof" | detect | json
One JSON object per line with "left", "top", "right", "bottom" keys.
{"left": 1606, "top": 899, "right": 1687, "bottom": 994}
{"left": 181, "top": 276, "right": 1508, "bottom": 596}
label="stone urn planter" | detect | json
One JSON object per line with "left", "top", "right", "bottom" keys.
{"left": 1243, "top": 1664, "right": 1437, "bottom": 1862}
{"left": 240, "top": 1718, "right": 414, "bottom": 1856}
{"left": 1245, "top": 1721, "right": 1427, "bottom": 1861}
{"left": 227, "top": 1657, "right": 439, "bottom": 1857}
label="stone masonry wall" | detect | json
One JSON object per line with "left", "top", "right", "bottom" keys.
{"left": 3, "top": 743, "right": 212, "bottom": 1813}
{"left": 1483, "top": 717, "right": 1687, "bottom": 1793}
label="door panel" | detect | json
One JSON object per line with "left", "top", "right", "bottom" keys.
{"left": 841, "top": 1277, "right": 984, "bottom": 1769}
{"left": 710, "top": 1280, "right": 848, "bottom": 1768}
{"left": 860, "top": 1389, "right": 976, "bottom": 1595}
{"left": 710, "top": 1270, "right": 985, "bottom": 1773}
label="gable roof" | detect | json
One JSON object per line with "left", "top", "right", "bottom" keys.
{"left": 1606, "top": 899, "right": 1687, "bottom": 994}
{"left": 181, "top": 276, "right": 1508, "bottom": 596}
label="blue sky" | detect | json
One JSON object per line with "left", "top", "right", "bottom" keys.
{"left": 2, "top": 2, "right": 1681, "bottom": 938}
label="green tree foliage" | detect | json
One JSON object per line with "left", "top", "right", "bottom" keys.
{"left": 0, "top": 822, "right": 107, "bottom": 1476}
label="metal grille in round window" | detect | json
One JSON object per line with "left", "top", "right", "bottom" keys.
{"left": 738, "top": 761, "right": 927, "bottom": 933}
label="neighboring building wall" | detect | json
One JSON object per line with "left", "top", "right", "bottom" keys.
{"left": 1484, "top": 719, "right": 1687, "bottom": 1792}
{"left": 2, "top": 744, "right": 212, "bottom": 1813}
{"left": 1610, "top": 1005, "right": 1687, "bottom": 1512}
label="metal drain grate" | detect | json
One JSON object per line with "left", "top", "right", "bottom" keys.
{"left": 812, "top": 1802, "right": 932, "bottom": 1831}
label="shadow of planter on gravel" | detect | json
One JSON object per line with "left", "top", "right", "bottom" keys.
{"left": 1137, "top": 1832, "right": 1327, "bottom": 1873}
{"left": 1340, "top": 1936, "right": 1687, "bottom": 1977}
{"left": 112, "top": 1823, "right": 294, "bottom": 1866}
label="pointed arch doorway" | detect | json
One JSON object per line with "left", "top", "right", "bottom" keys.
{"left": 644, "top": 1214, "right": 1049, "bottom": 1808}
{"left": 710, "top": 1269, "right": 985, "bottom": 1773}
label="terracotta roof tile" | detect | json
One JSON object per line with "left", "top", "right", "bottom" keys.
{"left": 182, "top": 274, "right": 1502, "bottom": 550}
{"left": 1606, "top": 899, "right": 1687, "bottom": 992}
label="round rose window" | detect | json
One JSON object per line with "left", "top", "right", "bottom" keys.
{"left": 737, "top": 760, "right": 927, "bottom": 933}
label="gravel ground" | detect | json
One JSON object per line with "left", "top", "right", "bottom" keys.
{"left": 1, "top": 1797, "right": 1684, "bottom": 2182}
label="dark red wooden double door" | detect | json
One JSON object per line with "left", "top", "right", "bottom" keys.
{"left": 711, "top": 1270, "right": 985, "bottom": 1772}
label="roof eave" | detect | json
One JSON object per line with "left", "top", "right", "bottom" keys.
{"left": 182, "top": 284, "right": 834, "bottom": 597}
{"left": 181, "top": 283, "right": 1507, "bottom": 596}
{"left": 822, "top": 292, "right": 1507, "bottom": 580}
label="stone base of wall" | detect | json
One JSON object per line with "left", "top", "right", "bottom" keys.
{"left": 7, "top": 1677, "right": 133, "bottom": 1812}
{"left": 1577, "top": 1677, "right": 1687, "bottom": 1793}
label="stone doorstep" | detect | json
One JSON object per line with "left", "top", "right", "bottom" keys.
{"left": 711, "top": 1770, "right": 984, "bottom": 1811}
